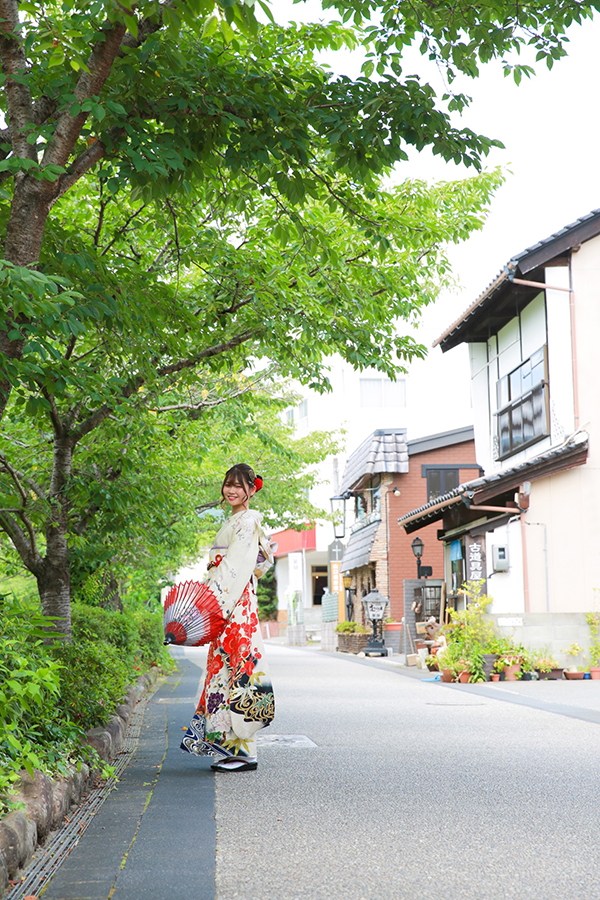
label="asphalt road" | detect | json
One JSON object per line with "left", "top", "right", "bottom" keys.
{"left": 39, "top": 643, "right": 600, "bottom": 900}
{"left": 215, "top": 645, "right": 600, "bottom": 900}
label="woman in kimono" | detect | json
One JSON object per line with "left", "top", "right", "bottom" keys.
{"left": 181, "top": 464, "right": 275, "bottom": 772}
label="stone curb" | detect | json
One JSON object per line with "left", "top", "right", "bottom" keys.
{"left": 0, "top": 668, "right": 161, "bottom": 898}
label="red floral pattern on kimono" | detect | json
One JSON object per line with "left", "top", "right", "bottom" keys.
{"left": 181, "top": 509, "right": 275, "bottom": 761}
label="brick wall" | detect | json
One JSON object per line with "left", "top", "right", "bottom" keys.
{"left": 386, "top": 441, "right": 478, "bottom": 621}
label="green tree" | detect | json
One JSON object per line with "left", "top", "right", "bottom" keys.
{"left": 0, "top": 152, "right": 500, "bottom": 637}
{"left": 0, "top": 1, "right": 505, "bottom": 415}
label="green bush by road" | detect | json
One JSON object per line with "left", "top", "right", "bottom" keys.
{"left": 0, "top": 592, "right": 172, "bottom": 815}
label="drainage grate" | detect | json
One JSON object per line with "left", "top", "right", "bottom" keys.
{"left": 257, "top": 733, "right": 318, "bottom": 748}
{"left": 8, "top": 694, "right": 152, "bottom": 900}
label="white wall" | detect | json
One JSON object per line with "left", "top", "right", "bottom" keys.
{"left": 485, "top": 518, "right": 525, "bottom": 613}
{"left": 469, "top": 342, "right": 492, "bottom": 472}
{"left": 545, "top": 266, "right": 575, "bottom": 442}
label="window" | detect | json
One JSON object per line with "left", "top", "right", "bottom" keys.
{"left": 286, "top": 408, "right": 294, "bottom": 426}
{"left": 298, "top": 399, "right": 308, "bottom": 419}
{"left": 496, "top": 346, "right": 548, "bottom": 459}
{"left": 426, "top": 468, "right": 459, "bottom": 501}
{"left": 359, "top": 378, "right": 406, "bottom": 408}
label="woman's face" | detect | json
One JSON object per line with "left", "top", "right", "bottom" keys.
{"left": 223, "top": 477, "right": 255, "bottom": 512}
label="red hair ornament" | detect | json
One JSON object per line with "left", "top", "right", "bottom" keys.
{"left": 254, "top": 475, "right": 263, "bottom": 491}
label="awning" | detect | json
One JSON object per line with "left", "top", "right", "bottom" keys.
{"left": 339, "top": 520, "right": 381, "bottom": 572}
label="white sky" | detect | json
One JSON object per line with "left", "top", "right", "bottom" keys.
{"left": 275, "top": 2, "right": 600, "bottom": 436}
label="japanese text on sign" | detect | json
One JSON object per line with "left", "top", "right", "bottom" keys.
{"left": 467, "top": 538, "right": 485, "bottom": 583}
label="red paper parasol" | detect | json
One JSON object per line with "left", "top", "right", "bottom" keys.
{"left": 163, "top": 581, "right": 226, "bottom": 647}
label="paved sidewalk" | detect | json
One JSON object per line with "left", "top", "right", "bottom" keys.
{"left": 42, "top": 654, "right": 213, "bottom": 900}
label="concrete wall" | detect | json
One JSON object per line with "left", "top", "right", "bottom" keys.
{"left": 487, "top": 612, "right": 594, "bottom": 668}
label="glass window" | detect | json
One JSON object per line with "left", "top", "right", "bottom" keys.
{"left": 495, "top": 345, "right": 548, "bottom": 459}
{"left": 298, "top": 399, "right": 308, "bottom": 419}
{"left": 286, "top": 408, "right": 294, "bottom": 425}
{"left": 360, "top": 378, "right": 406, "bottom": 408}
{"left": 426, "top": 468, "right": 459, "bottom": 501}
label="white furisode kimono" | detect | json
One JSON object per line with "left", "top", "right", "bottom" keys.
{"left": 181, "top": 509, "right": 275, "bottom": 761}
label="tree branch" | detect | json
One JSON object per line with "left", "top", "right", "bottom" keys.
{"left": 101, "top": 202, "right": 147, "bottom": 257}
{"left": 0, "top": 95, "right": 59, "bottom": 162}
{"left": 54, "top": 126, "right": 125, "bottom": 199}
{"left": 40, "top": 386, "right": 64, "bottom": 437}
{"left": 156, "top": 330, "right": 258, "bottom": 378}
{"left": 0, "top": 452, "right": 28, "bottom": 506}
{"left": 41, "top": 22, "right": 128, "bottom": 170}
{"left": 0, "top": 509, "right": 41, "bottom": 573}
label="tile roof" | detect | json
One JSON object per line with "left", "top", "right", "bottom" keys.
{"left": 398, "top": 432, "right": 589, "bottom": 533}
{"left": 434, "top": 208, "right": 600, "bottom": 352}
{"left": 340, "top": 520, "right": 381, "bottom": 572}
{"left": 340, "top": 429, "right": 409, "bottom": 494}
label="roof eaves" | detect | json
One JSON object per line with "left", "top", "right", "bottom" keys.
{"left": 434, "top": 208, "right": 600, "bottom": 350}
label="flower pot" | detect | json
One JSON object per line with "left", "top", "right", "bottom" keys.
{"left": 441, "top": 667, "right": 454, "bottom": 683}
{"left": 590, "top": 667, "right": 600, "bottom": 680}
{"left": 564, "top": 670, "right": 585, "bottom": 680}
{"left": 458, "top": 670, "right": 470, "bottom": 684}
{"left": 383, "top": 622, "right": 402, "bottom": 653}
{"left": 538, "top": 667, "right": 564, "bottom": 680}
{"left": 336, "top": 633, "right": 370, "bottom": 654}
{"left": 482, "top": 653, "right": 498, "bottom": 681}
{"left": 490, "top": 673, "right": 500, "bottom": 682}
{"left": 503, "top": 663, "right": 521, "bottom": 682}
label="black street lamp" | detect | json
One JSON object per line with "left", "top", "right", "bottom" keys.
{"left": 411, "top": 536, "right": 432, "bottom": 579}
{"left": 361, "top": 589, "right": 389, "bottom": 656}
{"left": 330, "top": 494, "right": 347, "bottom": 540}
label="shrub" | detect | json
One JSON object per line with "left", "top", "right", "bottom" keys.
{"left": 72, "top": 604, "right": 141, "bottom": 659}
{"left": 256, "top": 568, "right": 278, "bottom": 621}
{"left": 55, "top": 640, "right": 132, "bottom": 729}
{"left": 131, "top": 608, "right": 167, "bottom": 665}
{"left": 334, "top": 621, "right": 370, "bottom": 634}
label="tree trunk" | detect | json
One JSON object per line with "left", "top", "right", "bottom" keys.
{"left": 37, "top": 561, "right": 72, "bottom": 641}
{"left": 39, "top": 435, "right": 75, "bottom": 640}
{"left": 4, "top": 177, "right": 54, "bottom": 265}
{"left": 0, "top": 180, "right": 55, "bottom": 419}
{"left": 100, "top": 569, "right": 124, "bottom": 612}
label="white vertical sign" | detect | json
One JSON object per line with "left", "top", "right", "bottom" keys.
{"left": 288, "top": 552, "right": 303, "bottom": 592}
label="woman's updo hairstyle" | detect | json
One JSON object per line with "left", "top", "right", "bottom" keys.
{"left": 221, "top": 463, "right": 263, "bottom": 506}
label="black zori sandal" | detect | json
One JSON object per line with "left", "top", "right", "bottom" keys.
{"left": 211, "top": 757, "right": 258, "bottom": 772}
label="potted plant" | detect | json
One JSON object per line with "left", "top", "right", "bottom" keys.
{"left": 586, "top": 612, "right": 600, "bottom": 679}
{"left": 562, "top": 643, "right": 587, "bottom": 679}
{"left": 495, "top": 652, "right": 522, "bottom": 681}
{"left": 335, "top": 621, "right": 371, "bottom": 654}
{"left": 383, "top": 618, "right": 403, "bottom": 653}
{"left": 519, "top": 647, "right": 536, "bottom": 681}
{"left": 531, "top": 648, "right": 563, "bottom": 680}
{"left": 436, "top": 644, "right": 462, "bottom": 683}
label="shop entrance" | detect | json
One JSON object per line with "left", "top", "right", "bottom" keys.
{"left": 311, "top": 566, "right": 328, "bottom": 605}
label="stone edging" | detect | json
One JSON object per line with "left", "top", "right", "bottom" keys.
{"left": 0, "top": 668, "right": 161, "bottom": 898}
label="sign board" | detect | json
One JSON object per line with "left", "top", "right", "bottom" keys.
{"left": 321, "top": 591, "right": 339, "bottom": 623}
{"left": 328, "top": 539, "right": 345, "bottom": 562}
{"left": 288, "top": 551, "right": 303, "bottom": 592}
{"left": 465, "top": 534, "right": 486, "bottom": 592}
{"left": 285, "top": 586, "right": 304, "bottom": 625}
{"left": 328, "top": 540, "right": 346, "bottom": 620}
